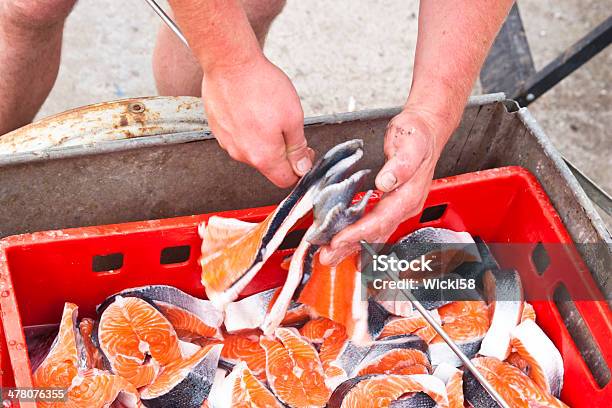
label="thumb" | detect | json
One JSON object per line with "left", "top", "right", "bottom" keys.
{"left": 375, "top": 155, "right": 421, "bottom": 192}
{"left": 284, "top": 124, "right": 313, "bottom": 177}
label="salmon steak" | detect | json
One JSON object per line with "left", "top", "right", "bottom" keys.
{"left": 509, "top": 319, "right": 564, "bottom": 396}
{"left": 260, "top": 327, "right": 331, "bottom": 407}
{"left": 464, "top": 357, "right": 568, "bottom": 408}
{"left": 328, "top": 374, "right": 449, "bottom": 408}
{"left": 98, "top": 296, "right": 182, "bottom": 388}
{"left": 429, "top": 300, "right": 490, "bottom": 367}
{"left": 210, "top": 361, "right": 283, "bottom": 407}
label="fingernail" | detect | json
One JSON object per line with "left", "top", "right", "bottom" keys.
{"left": 378, "top": 172, "right": 397, "bottom": 191}
{"left": 296, "top": 157, "right": 312, "bottom": 175}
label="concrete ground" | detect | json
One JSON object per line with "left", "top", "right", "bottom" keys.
{"left": 36, "top": 0, "right": 610, "bottom": 224}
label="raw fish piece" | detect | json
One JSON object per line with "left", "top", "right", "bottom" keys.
{"left": 463, "top": 357, "right": 568, "bottom": 408}
{"left": 429, "top": 301, "right": 489, "bottom": 367}
{"left": 198, "top": 216, "right": 257, "bottom": 259}
{"left": 140, "top": 344, "right": 222, "bottom": 408}
{"left": 509, "top": 319, "right": 564, "bottom": 396}
{"left": 97, "top": 285, "right": 223, "bottom": 334}
{"left": 33, "top": 303, "right": 84, "bottom": 388}
{"left": 479, "top": 269, "right": 524, "bottom": 360}
{"left": 220, "top": 330, "right": 267, "bottom": 381}
{"left": 260, "top": 327, "right": 331, "bottom": 407}
{"left": 98, "top": 296, "right": 181, "bottom": 388}
{"left": 433, "top": 364, "right": 464, "bottom": 408}
{"left": 63, "top": 368, "right": 140, "bottom": 408}
{"left": 378, "top": 310, "right": 441, "bottom": 343}
{"left": 328, "top": 374, "right": 448, "bottom": 408}
{"left": 79, "top": 318, "right": 105, "bottom": 369}
{"left": 200, "top": 140, "right": 365, "bottom": 308}
{"left": 209, "top": 362, "right": 282, "bottom": 408}
{"left": 155, "top": 300, "right": 221, "bottom": 340}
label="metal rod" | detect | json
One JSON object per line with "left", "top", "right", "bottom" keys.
{"left": 361, "top": 240, "right": 511, "bottom": 408}
{"left": 513, "top": 15, "right": 612, "bottom": 106}
{"left": 143, "top": 0, "right": 189, "bottom": 46}
{"left": 563, "top": 156, "right": 612, "bottom": 216}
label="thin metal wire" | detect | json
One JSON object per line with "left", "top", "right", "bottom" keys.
{"left": 360, "top": 240, "right": 510, "bottom": 408}
{"left": 143, "top": 0, "right": 189, "bottom": 46}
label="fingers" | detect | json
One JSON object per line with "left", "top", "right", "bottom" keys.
{"left": 319, "top": 167, "right": 433, "bottom": 266}
{"left": 283, "top": 119, "right": 313, "bottom": 177}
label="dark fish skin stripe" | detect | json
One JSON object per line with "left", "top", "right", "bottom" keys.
{"left": 260, "top": 140, "right": 364, "bottom": 250}
{"left": 293, "top": 244, "right": 319, "bottom": 299}
{"left": 389, "top": 392, "right": 437, "bottom": 408}
{"left": 462, "top": 370, "right": 501, "bottom": 408}
{"left": 368, "top": 298, "right": 391, "bottom": 338}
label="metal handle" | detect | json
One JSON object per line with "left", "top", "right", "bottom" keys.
{"left": 143, "top": 0, "right": 189, "bottom": 46}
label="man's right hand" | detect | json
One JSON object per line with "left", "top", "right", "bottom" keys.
{"left": 202, "top": 55, "right": 313, "bottom": 188}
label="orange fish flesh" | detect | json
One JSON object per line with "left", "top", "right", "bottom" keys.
{"left": 464, "top": 357, "right": 568, "bottom": 408}
{"left": 328, "top": 374, "right": 449, "bottom": 408}
{"left": 433, "top": 363, "right": 464, "bottom": 408}
{"left": 79, "top": 318, "right": 104, "bottom": 370}
{"left": 220, "top": 330, "right": 267, "bottom": 380}
{"left": 98, "top": 296, "right": 182, "bottom": 388}
{"left": 62, "top": 368, "right": 140, "bottom": 408}
{"left": 260, "top": 327, "right": 331, "bottom": 407}
{"left": 155, "top": 300, "right": 221, "bottom": 340}
{"left": 429, "top": 300, "right": 489, "bottom": 367}
{"left": 210, "top": 361, "right": 283, "bottom": 408}
{"left": 509, "top": 319, "right": 564, "bottom": 396}
{"left": 33, "top": 302, "right": 81, "bottom": 389}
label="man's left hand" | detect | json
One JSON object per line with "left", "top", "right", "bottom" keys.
{"left": 318, "top": 108, "right": 453, "bottom": 265}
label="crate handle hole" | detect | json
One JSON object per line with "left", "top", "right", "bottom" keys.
{"left": 419, "top": 204, "right": 447, "bottom": 223}
{"left": 92, "top": 253, "right": 124, "bottom": 272}
{"left": 554, "top": 283, "right": 610, "bottom": 388}
{"left": 160, "top": 245, "right": 191, "bottom": 265}
{"left": 532, "top": 242, "right": 550, "bottom": 275}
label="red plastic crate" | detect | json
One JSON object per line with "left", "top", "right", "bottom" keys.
{"left": 0, "top": 166, "right": 610, "bottom": 407}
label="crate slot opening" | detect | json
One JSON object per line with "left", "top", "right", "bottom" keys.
{"left": 419, "top": 204, "right": 447, "bottom": 223}
{"left": 532, "top": 242, "right": 550, "bottom": 275}
{"left": 92, "top": 253, "right": 124, "bottom": 272}
{"left": 160, "top": 245, "right": 191, "bottom": 265}
{"left": 554, "top": 283, "right": 610, "bottom": 388}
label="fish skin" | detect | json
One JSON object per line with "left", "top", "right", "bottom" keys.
{"left": 479, "top": 269, "right": 524, "bottom": 360}
{"left": 430, "top": 340, "right": 482, "bottom": 368}
{"left": 389, "top": 393, "right": 437, "bottom": 408}
{"left": 433, "top": 363, "right": 464, "bottom": 408}
{"left": 224, "top": 288, "right": 277, "bottom": 333}
{"left": 96, "top": 285, "right": 223, "bottom": 332}
{"left": 140, "top": 344, "right": 222, "bottom": 408}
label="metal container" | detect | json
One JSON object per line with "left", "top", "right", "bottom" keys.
{"left": 0, "top": 92, "right": 610, "bottom": 385}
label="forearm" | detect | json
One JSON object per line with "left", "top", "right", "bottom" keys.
{"left": 167, "top": 0, "right": 262, "bottom": 73}
{"left": 408, "top": 0, "right": 514, "bottom": 147}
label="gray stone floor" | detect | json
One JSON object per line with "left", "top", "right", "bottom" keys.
{"left": 36, "top": 0, "right": 610, "bottom": 224}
